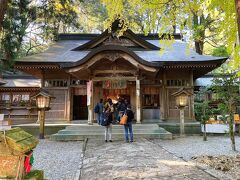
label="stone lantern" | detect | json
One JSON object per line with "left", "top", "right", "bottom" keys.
{"left": 172, "top": 88, "right": 192, "bottom": 137}
{"left": 32, "top": 89, "right": 54, "bottom": 139}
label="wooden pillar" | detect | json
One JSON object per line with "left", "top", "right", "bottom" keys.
{"left": 136, "top": 78, "right": 141, "bottom": 123}
{"left": 159, "top": 86, "right": 163, "bottom": 120}
{"left": 65, "top": 87, "right": 71, "bottom": 121}
{"left": 66, "top": 76, "right": 72, "bottom": 121}
{"left": 189, "top": 70, "right": 195, "bottom": 119}
{"left": 160, "top": 87, "right": 166, "bottom": 120}
{"left": 92, "top": 81, "right": 94, "bottom": 123}
{"left": 38, "top": 69, "right": 45, "bottom": 123}
{"left": 160, "top": 70, "right": 167, "bottom": 120}
{"left": 39, "top": 109, "right": 45, "bottom": 139}
{"left": 87, "top": 80, "right": 93, "bottom": 124}
{"left": 41, "top": 69, "right": 45, "bottom": 88}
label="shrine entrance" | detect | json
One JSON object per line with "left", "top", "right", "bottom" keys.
{"left": 72, "top": 86, "right": 88, "bottom": 120}
{"left": 94, "top": 80, "right": 132, "bottom": 104}
{"left": 64, "top": 49, "right": 158, "bottom": 124}
{"left": 73, "top": 95, "right": 88, "bottom": 120}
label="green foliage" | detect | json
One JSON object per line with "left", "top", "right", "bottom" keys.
{"left": 1, "top": 0, "right": 33, "bottom": 64}
{"left": 216, "top": 103, "right": 228, "bottom": 121}
{"left": 0, "top": 0, "right": 82, "bottom": 66}
{"left": 0, "top": 0, "right": 239, "bottom": 69}
{"left": 194, "top": 86, "right": 212, "bottom": 123}
{"left": 24, "top": 170, "right": 44, "bottom": 179}
{"left": 37, "top": 0, "right": 81, "bottom": 40}
{"left": 211, "top": 68, "right": 240, "bottom": 150}
{"left": 206, "top": 0, "right": 239, "bottom": 69}
{"left": 212, "top": 72, "right": 240, "bottom": 107}
{"left": 100, "top": 0, "right": 228, "bottom": 56}
{"left": 78, "top": 0, "right": 108, "bottom": 32}
{"left": 212, "top": 46, "right": 229, "bottom": 57}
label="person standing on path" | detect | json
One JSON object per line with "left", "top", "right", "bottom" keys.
{"left": 124, "top": 105, "right": 134, "bottom": 143}
{"left": 104, "top": 98, "right": 114, "bottom": 142}
{"left": 95, "top": 99, "right": 104, "bottom": 124}
{"left": 117, "top": 98, "right": 126, "bottom": 122}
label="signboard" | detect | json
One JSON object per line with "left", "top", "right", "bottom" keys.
{"left": 102, "top": 80, "right": 127, "bottom": 89}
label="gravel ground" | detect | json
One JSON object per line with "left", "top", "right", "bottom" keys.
{"left": 32, "top": 140, "right": 83, "bottom": 180}
{"left": 152, "top": 135, "right": 240, "bottom": 160}
{"left": 152, "top": 135, "right": 240, "bottom": 180}
{"left": 30, "top": 136, "right": 240, "bottom": 180}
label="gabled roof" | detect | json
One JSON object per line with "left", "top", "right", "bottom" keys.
{"left": 1, "top": 78, "right": 40, "bottom": 88}
{"left": 31, "top": 89, "right": 55, "bottom": 99}
{"left": 61, "top": 45, "right": 160, "bottom": 69}
{"left": 15, "top": 39, "right": 226, "bottom": 64}
{"left": 15, "top": 23, "right": 228, "bottom": 79}
{"left": 171, "top": 88, "right": 193, "bottom": 96}
{"left": 1, "top": 71, "right": 41, "bottom": 88}
{"left": 72, "top": 29, "right": 160, "bottom": 51}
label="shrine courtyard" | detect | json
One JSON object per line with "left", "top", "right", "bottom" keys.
{"left": 32, "top": 136, "right": 240, "bottom": 180}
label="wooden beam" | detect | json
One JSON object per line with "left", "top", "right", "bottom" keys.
{"left": 93, "top": 70, "right": 136, "bottom": 75}
{"left": 92, "top": 76, "right": 136, "bottom": 81}
{"left": 67, "top": 52, "right": 157, "bottom": 73}
{"left": 41, "top": 69, "right": 45, "bottom": 88}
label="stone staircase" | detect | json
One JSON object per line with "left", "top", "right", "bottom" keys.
{"left": 50, "top": 124, "right": 172, "bottom": 141}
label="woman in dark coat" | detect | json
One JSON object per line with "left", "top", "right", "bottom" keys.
{"left": 103, "top": 98, "right": 114, "bottom": 142}
{"left": 124, "top": 105, "right": 134, "bottom": 142}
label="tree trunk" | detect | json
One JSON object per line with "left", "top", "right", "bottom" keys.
{"left": 230, "top": 118, "right": 236, "bottom": 151}
{"left": 203, "top": 107, "right": 207, "bottom": 141}
{"left": 195, "top": 41, "right": 203, "bottom": 54}
{"left": 203, "top": 123, "right": 207, "bottom": 141}
{"left": 229, "top": 102, "right": 236, "bottom": 151}
{"left": 193, "top": 14, "right": 204, "bottom": 55}
{"left": 0, "top": 0, "right": 7, "bottom": 31}
{"left": 235, "top": 0, "right": 240, "bottom": 43}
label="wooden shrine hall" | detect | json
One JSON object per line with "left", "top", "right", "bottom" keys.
{"left": 8, "top": 23, "right": 227, "bottom": 124}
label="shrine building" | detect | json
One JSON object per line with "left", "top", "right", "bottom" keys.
{"left": 1, "top": 24, "right": 227, "bottom": 124}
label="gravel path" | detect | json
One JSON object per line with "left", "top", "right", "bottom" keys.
{"left": 152, "top": 135, "right": 240, "bottom": 160}
{"left": 32, "top": 140, "right": 83, "bottom": 180}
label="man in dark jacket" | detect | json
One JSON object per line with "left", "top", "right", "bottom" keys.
{"left": 117, "top": 99, "right": 126, "bottom": 122}
{"left": 124, "top": 105, "right": 134, "bottom": 142}
{"left": 95, "top": 99, "right": 104, "bottom": 125}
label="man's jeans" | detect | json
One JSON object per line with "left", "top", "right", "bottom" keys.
{"left": 124, "top": 122, "right": 133, "bottom": 142}
{"left": 105, "top": 124, "right": 112, "bottom": 141}
{"left": 97, "top": 113, "right": 102, "bottom": 124}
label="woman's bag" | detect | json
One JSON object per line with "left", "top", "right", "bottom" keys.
{"left": 100, "top": 112, "right": 110, "bottom": 126}
{"left": 120, "top": 113, "right": 128, "bottom": 125}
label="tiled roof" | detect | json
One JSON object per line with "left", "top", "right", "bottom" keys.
{"left": 16, "top": 39, "right": 226, "bottom": 64}
{"left": 2, "top": 79, "right": 41, "bottom": 87}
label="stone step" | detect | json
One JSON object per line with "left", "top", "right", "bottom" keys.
{"left": 57, "top": 129, "right": 166, "bottom": 134}
{"left": 63, "top": 127, "right": 162, "bottom": 132}
{"left": 142, "top": 119, "right": 163, "bottom": 124}
{"left": 50, "top": 124, "right": 172, "bottom": 141}
{"left": 65, "top": 124, "right": 159, "bottom": 130}
{"left": 50, "top": 132, "right": 172, "bottom": 141}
